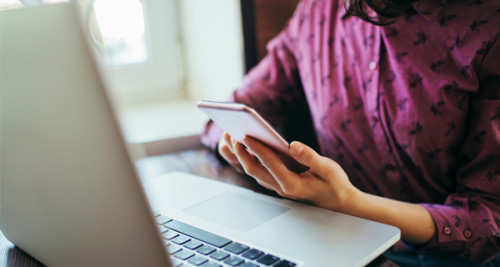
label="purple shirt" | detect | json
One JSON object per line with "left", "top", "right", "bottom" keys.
{"left": 202, "top": 0, "right": 500, "bottom": 261}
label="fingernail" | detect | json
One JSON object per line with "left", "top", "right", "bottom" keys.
{"left": 290, "top": 141, "right": 303, "bottom": 156}
{"left": 231, "top": 137, "right": 237, "bottom": 145}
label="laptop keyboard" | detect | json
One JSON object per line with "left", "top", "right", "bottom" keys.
{"left": 154, "top": 213, "right": 297, "bottom": 267}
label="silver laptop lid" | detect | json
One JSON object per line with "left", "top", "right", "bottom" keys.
{"left": 0, "top": 3, "right": 170, "bottom": 266}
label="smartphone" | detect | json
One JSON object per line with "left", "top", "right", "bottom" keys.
{"left": 197, "top": 100, "right": 309, "bottom": 173}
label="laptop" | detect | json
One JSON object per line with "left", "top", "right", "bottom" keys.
{"left": 0, "top": 3, "right": 400, "bottom": 267}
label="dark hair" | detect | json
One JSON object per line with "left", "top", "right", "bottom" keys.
{"left": 344, "top": 0, "right": 417, "bottom": 25}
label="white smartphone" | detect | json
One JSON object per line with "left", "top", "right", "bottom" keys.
{"left": 197, "top": 100, "right": 309, "bottom": 173}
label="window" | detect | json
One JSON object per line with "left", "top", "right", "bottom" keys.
{"left": 81, "top": 0, "right": 185, "bottom": 107}
{"left": 2, "top": 0, "right": 245, "bottom": 147}
{"left": 91, "top": 0, "right": 148, "bottom": 66}
{"left": 0, "top": 0, "right": 22, "bottom": 10}
{"left": 81, "top": 0, "right": 246, "bottom": 109}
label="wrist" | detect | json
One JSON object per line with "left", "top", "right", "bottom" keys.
{"left": 326, "top": 183, "right": 365, "bottom": 215}
{"left": 341, "top": 186, "right": 366, "bottom": 215}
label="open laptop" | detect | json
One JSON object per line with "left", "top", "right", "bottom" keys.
{"left": 0, "top": 3, "right": 400, "bottom": 267}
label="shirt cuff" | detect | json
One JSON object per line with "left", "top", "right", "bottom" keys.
{"left": 410, "top": 203, "right": 500, "bottom": 262}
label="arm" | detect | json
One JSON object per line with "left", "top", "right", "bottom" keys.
{"left": 233, "top": 137, "right": 436, "bottom": 245}
{"left": 348, "top": 188, "right": 436, "bottom": 245}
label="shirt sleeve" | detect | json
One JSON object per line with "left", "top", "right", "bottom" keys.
{"left": 201, "top": 1, "right": 307, "bottom": 151}
{"left": 417, "top": 38, "right": 500, "bottom": 263}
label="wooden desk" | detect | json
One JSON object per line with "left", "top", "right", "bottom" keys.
{"left": 0, "top": 149, "right": 392, "bottom": 267}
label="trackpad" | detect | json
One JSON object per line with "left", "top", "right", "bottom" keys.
{"left": 184, "top": 192, "right": 290, "bottom": 232}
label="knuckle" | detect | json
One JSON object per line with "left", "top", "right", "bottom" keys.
{"left": 219, "top": 145, "right": 230, "bottom": 155}
{"left": 219, "top": 152, "right": 231, "bottom": 162}
{"left": 306, "top": 152, "right": 317, "bottom": 162}
{"left": 256, "top": 153, "right": 273, "bottom": 168}
{"left": 255, "top": 179, "right": 272, "bottom": 190}
{"left": 220, "top": 149, "right": 235, "bottom": 161}
{"left": 233, "top": 145, "right": 244, "bottom": 156}
{"left": 244, "top": 165, "right": 257, "bottom": 176}
{"left": 282, "top": 184, "right": 297, "bottom": 196}
{"left": 256, "top": 180, "right": 268, "bottom": 188}
{"left": 228, "top": 159, "right": 241, "bottom": 167}
{"left": 260, "top": 160, "right": 272, "bottom": 170}
{"left": 276, "top": 190, "right": 287, "bottom": 198}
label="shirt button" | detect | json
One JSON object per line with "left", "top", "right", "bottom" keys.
{"left": 369, "top": 61, "right": 377, "bottom": 71}
{"left": 443, "top": 226, "right": 452, "bottom": 235}
{"left": 464, "top": 230, "right": 472, "bottom": 239}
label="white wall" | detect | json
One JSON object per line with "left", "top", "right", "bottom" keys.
{"left": 179, "top": 0, "right": 245, "bottom": 101}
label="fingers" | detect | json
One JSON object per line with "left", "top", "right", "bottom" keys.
{"left": 226, "top": 136, "right": 354, "bottom": 210}
{"left": 232, "top": 138, "right": 291, "bottom": 195}
{"left": 243, "top": 137, "right": 291, "bottom": 178}
{"left": 289, "top": 141, "right": 334, "bottom": 178}
{"left": 219, "top": 143, "right": 237, "bottom": 163}
{"left": 243, "top": 137, "right": 304, "bottom": 197}
{"left": 218, "top": 133, "right": 243, "bottom": 172}
{"left": 222, "top": 134, "right": 307, "bottom": 200}
{"left": 218, "top": 133, "right": 237, "bottom": 161}
{"left": 232, "top": 139, "right": 269, "bottom": 180}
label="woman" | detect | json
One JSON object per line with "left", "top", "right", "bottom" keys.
{"left": 201, "top": 0, "right": 500, "bottom": 265}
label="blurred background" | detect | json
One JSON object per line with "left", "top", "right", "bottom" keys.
{"left": 0, "top": 0, "right": 299, "bottom": 155}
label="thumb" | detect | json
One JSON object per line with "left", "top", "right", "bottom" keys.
{"left": 289, "top": 141, "right": 329, "bottom": 176}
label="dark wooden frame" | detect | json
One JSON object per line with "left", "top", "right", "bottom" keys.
{"left": 240, "top": 0, "right": 259, "bottom": 73}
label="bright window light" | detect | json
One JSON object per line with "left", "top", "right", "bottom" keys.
{"left": 0, "top": 0, "right": 22, "bottom": 10}
{"left": 92, "top": 0, "right": 148, "bottom": 66}
{"left": 44, "top": 0, "right": 68, "bottom": 3}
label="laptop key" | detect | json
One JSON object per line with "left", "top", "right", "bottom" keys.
{"left": 242, "top": 248, "right": 264, "bottom": 260}
{"left": 163, "top": 230, "right": 179, "bottom": 240}
{"left": 187, "top": 255, "right": 209, "bottom": 266}
{"left": 158, "top": 225, "right": 169, "bottom": 233}
{"left": 196, "top": 245, "right": 216, "bottom": 255}
{"left": 174, "top": 249, "right": 195, "bottom": 260}
{"left": 240, "top": 262, "right": 260, "bottom": 267}
{"left": 274, "top": 260, "right": 297, "bottom": 267}
{"left": 256, "top": 254, "right": 280, "bottom": 265}
{"left": 184, "top": 240, "right": 203, "bottom": 250}
{"left": 156, "top": 215, "right": 172, "bottom": 225}
{"left": 165, "top": 220, "right": 232, "bottom": 248}
{"left": 224, "top": 242, "right": 249, "bottom": 254}
{"left": 223, "top": 255, "right": 245, "bottom": 266}
{"left": 167, "top": 244, "right": 183, "bottom": 255}
{"left": 200, "top": 262, "right": 222, "bottom": 267}
{"left": 170, "top": 258, "right": 183, "bottom": 267}
{"left": 171, "top": 235, "right": 191, "bottom": 245}
{"left": 209, "top": 250, "right": 230, "bottom": 261}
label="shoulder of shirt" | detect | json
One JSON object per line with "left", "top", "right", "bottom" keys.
{"left": 442, "top": 0, "right": 500, "bottom": 23}
{"left": 284, "top": 0, "right": 341, "bottom": 34}
{"left": 439, "top": 0, "right": 500, "bottom": 38}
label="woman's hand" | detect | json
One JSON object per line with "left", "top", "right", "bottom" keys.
{"left": 217, "top": 132, "right": 244, "bottom": 173}
{"left": 229, "top": 136, "right": 436, "bottom": 245}
{"left": 231, "top": 136, "right": 361, "bottom": 212}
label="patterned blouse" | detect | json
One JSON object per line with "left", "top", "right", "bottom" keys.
{"left": 202, "top": 0, "right": 500, "bottom": 262}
